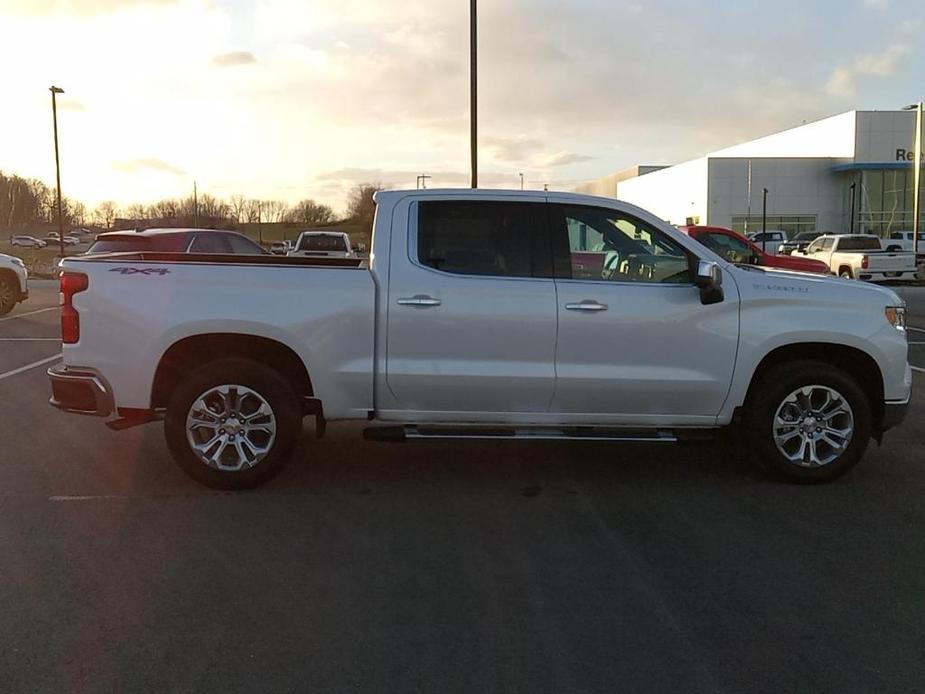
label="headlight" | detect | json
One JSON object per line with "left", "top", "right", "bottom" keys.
{"left": 10, "top": 257, "right": 25, "bottom": 268}
{"left": 885, "top": 306, "right": 906, "bottom": 331}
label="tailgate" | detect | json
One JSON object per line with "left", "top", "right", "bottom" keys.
{"left": 866, "top": 252, "right": 916, "bottom": 271}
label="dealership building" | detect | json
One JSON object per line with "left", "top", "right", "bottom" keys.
{"left": 576, "top": 110, "right": 923, "bottom": 238}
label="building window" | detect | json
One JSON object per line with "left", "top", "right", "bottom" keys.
{"left": 730, "top": 215, "right": 817, "bottom": 239}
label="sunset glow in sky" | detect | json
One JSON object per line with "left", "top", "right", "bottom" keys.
{"left": 1, "top": 0, "right": 923, "bottom": 214}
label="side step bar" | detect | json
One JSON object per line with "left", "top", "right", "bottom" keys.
{"left": 363, "top": 425, "right": 715, "bottom": 444}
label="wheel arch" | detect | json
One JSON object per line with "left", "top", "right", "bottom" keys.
{"left": 744, "top": 342, "right": 884, "bottom": 429}
{"left": 151, "top": 333, "right": 314, "bottom": 409}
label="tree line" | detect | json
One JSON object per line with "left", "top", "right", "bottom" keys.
{"left": 1, "top": 171, "right": 379, "bottom": 231}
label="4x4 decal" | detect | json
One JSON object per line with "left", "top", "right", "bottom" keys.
{"left": 109, "top": 267, "right": 171, "bottom": 276}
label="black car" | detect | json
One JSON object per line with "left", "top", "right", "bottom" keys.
{"left": 86, "top": 228, "right": 267, "bottom": 255}
{"left": 777, "top": 231, "right": 823, "bottom": 255}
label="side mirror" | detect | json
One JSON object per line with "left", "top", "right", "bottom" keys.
{"left": 695, "top": 260, "right": 724, "bottom": 305}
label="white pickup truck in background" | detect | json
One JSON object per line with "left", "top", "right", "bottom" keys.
{"left": 801, "top": 234, "right": 918, "bottom": 282}
{"left": 288, "top": 230, "right": 356, "bottom": 259}
{"left": 0, "top": 252, "right": 29, "bottom": 315}
{"left": 883, "top": 231, "right": 925, "bottom": 279}
{"left": 48, "top": 190, "right": 911, "bottom": 489}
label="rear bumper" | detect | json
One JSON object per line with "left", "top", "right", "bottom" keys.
{"left": 858, "top": 271, "right": 918, "bottom": 282}
{"left": 47, "top": 366, "right": 114, "bottom": 417}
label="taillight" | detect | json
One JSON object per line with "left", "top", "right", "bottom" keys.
{"left": 861, "top": 255, "right": 869, "bottom": 269}
{"left": 60, "top": 271, "right": 89, "bottom": 344}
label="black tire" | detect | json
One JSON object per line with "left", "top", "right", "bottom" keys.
{"left": 0, "top": 274, "right": 16, "bottom": 315}
{"left": 165, "top": 358, "right": 303, "bottom": 490}
{"left": 743, "top": 360, "right": 871, "bottom": 484}
{"left": 839, "top": 267, "right": 853, "bottom": 279}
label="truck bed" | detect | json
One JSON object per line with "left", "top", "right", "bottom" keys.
{"left": 78, "top": 251, "right": 366, "bottom": 268}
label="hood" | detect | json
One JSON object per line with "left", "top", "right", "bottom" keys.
{"left": 730, "top": 263, "right": 903, "bottom": 307}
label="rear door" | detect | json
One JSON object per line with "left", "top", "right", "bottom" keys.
{"left": 549, "top": 203, "right": 740, "bottom": 424}
{"left": 384, "top": 198, "right": 558, "bottom": 416}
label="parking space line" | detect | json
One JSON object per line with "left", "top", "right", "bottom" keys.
{"left": 0, "top": 338, "right": 61, "bottom": 342}
{"left": 913, "top": 366, "right": 925, "bottom": 375}
{"left": 0, "top": 353, "right": 62, "bottom": 382}
{"left": 909, "top": 327, "right": 925, "bottom": 334}
{"left": 0, "top": 307, "right": 58, "bottom": 323}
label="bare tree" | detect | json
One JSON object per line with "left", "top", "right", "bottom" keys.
{"left": 287, "top": 199, "right": 335, "bottom": 226}
{"left": 151, "top": 198, "right": 180, "bottom": 220}
{"left": 95, "top": 201, "right": 118, "bottom": 228}
{"left": 262, "top": 200, "right": 289, "bottom": 223}
{"left": 126, "top": 203, "right": 148, "bottom": 220}
{"left": 229, "top": 194, "right": 248, "bottom": 224}
{"left": 244, "top": 199, "right": 263, "bottom": 223}
{"left": 70, "top": 200, "right": 86, "bottom": 226}
{"left": 345, "top": 183, "right": 381, "bottom": 226}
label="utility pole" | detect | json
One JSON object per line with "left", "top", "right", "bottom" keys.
{"left": 50, "top": 86, "right": 65, "bottom": 260}
{"left": 470, "top": 0, "right": 478, "bottom": 188}
{"left": 519, "top": 173, "right": 524, "bottom": 191}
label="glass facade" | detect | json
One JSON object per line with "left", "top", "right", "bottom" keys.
{"left": 856, "top": 169, "right": 924, "bottom": 237}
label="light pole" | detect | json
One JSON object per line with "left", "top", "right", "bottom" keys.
{"left": 849, "top": 181, "right": 857, "bottom": 235}
{"left": 50, "top": 86, "right": 65, "bottom": 260}
{"left": 762, "top": 188, "right": 769, "bottom": 253}
{"left": 470, "top": 0, "right": 478, "bottom": 188}
{"left": 519, "top": 173, "right": 524, "bottom": 190}
{"left": 903, "top": 102, "right": 923, "bottom": 257}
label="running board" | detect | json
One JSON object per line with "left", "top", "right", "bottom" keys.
{"left": 363, "top": 425, "right": 699, "bottom": 444}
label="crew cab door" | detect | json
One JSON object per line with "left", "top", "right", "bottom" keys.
{"left": 548, "top": 203, "right": 740, "bottom": 424}
{"left": 803, "top": 237, "right": 833, "bottom": 266}
{"left": 383, "top": 197, "right": 558, "bottom": 417}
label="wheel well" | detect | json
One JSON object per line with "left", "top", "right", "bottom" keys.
{"left": 838, "top": 266, "right": 852, "bottom": 275}
{"left": 0, "top": 268, "right": 19, "bottom": 287}
{"left": 747, "top": 343, "right": 884, "bottom": 425}
{"left": 151, "top": 334, "right": 313, "bottom": 409}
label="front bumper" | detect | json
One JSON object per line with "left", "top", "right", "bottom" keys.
{"left": 880, "top": 400, "right": 909, "bottom": 432}
{"left": 48, "top": 366, "right": 114, "bottom": 417}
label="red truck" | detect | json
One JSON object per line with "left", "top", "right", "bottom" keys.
{"left": 678, "top": 226, "right": 830, "bottom": 274}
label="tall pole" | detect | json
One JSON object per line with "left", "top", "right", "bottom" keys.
{"left": 913, "top": 102, "right": 922, "bottom": 257}
{"left": 193, "top": 181, "right": 199, "bottom": 227}
{"left": 50, "top": 86, "right": 65, "bottom": 260}
{"left": 762, "top": 188, "right": 768, "bottom": 253}
{"left": 849, "top": 182, "right": 857, "bottom": 235}
{"left": 519, "top": 173, "right": 524, "bottom": 191}
{"left": 469, "top": 0, "right": 478, "bottom": 189}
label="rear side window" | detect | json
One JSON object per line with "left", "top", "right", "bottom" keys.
{"left": 837, "top": 237, "right": 880, "bottom": 251}
{"left": 189, "top": 233, "right": 232, "bottom": 254}
{"left": 87, "top": 237, "right": 151, "bottom": 253}
{"left": 417, "top": 201, "right": 549, "bottom": 278}
{"left": 227, "top": 234, "right": 265, "bottom": 254}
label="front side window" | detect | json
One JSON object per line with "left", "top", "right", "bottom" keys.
{"left": 417, "top": 201, "right": 548, "bottom": 278}
{"left": 820, "top": 238, "right": 836, "bottom": 251}
{"left": 554, "top": 205, "right": 691, "bottom": 284}
{"left": 699, "top": 232, "right": 754, "bottom": 264}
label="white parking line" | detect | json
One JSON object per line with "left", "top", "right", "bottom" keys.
{"left": 0, "top": 338, "right": 61, "bottom": 342}
{"left": 0, "top": 353, "right": 62, "bottom": 382}
{"left": 909, "top": 327, "right": 925, "bottom": 334}
{"left": 49, "top": 495, "right": 129, "bottom": 502}
{"left": 913, "top": 366, "right": 925, "bottom": 375}
{"left": 0, "top": 307, "right": 58, "bottom": 323}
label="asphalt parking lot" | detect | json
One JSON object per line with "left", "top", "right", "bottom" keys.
{"left": 1, "top": 281, "right": 924, "bottom": 693}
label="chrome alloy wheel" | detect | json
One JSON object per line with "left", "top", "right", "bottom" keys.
{"left": 772, "top": 385, "right": 854, "bottom": 468}
{"left": 185, "top": 385, "right": 277, "bottom": 471}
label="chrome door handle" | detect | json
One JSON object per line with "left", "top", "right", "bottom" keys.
{"left": 565, "top": 301, "right": 608, "bottom": 312}
{"left": 397, "top": 296, "right": 442, "bottom": 307}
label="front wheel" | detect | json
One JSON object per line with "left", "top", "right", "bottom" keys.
{"left": 165, "top": 358, "right": 303, "bottom": 490}
{"left": 0, "top": 275, "right": 17, "bottom": 315}
{"left": 743, "top": 361, "right": 871, "bottom": 483}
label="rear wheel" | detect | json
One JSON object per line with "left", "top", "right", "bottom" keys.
{"left": 165, "top": 358, "right": 303, "bottom": 489}
{"left": 743, "top": 361, "right": 871, "bottom": 483}
{"left": 839, "top": 267, "right": 853, "bottom": 279}
{"left": 0, "top": 275, "right": 17, "bottom": 315}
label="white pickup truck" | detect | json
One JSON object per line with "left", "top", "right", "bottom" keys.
{"left": 48, "top": 190, "right": 912, "bottom": 489}
{"left": 0, "top": 252, "right": 29, "bottom": 315}
{"left": 288, "top": 230, "right": 356, "bottom": 259}
{"left": 801, "top": 234, "right": 918, "bottom": 282}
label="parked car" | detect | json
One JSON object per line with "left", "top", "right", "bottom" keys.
{"left": 49, "top": 190, "right": 910, "bottom": 490}
{"left": 746, "top": 230, "right": 788, "bottom": 254}
{"left": 269, "top": 240, "right": 292, "bottom": 255}
{"left": 801, "top": 234, "right": 918, "bottom": 282}
{"left": 10, "top": 235, "right": 47, "bottom": 249}
{"left": 883, "top": 231, "right": 925, "bottom": 279}
{"left": 46, "top": 232, "right": 81, "bottom": 247}
{"left": 86, "top": 228, "right": 267, "bottom": 255}
{"left": 777, "top": 231, "right": 824, "bottom": 256}
{"left": 289, "top": 231, "right": 356, "bottom": 258}
{"left": 0, "top": 252, "right": 28, "bottom": 315}
{"left": 678, "top": 226, "right": 830, "bottom": 274}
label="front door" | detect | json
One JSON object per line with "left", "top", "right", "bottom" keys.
{"left": 385, "top": 198, "right": 558, "bottom": 416}
{"left": 549, "top": 203, "right": 740, "bottom": 424}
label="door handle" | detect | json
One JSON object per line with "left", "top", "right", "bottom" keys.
{"left": 397, "top": 295, "right": 442, "bottom": 307}
{"left": 565, "top": 301, "right": 608, "bottom": 312}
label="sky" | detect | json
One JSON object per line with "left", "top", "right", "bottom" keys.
{"left": 0, "top": 0, "right": 923, "bottom": 215}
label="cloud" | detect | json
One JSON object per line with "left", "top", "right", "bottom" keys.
{"left": 112, "top": 157, "right": 186, "bottom": 176}
{"left": 482, "top": 136, "right": 545, "bottom": 162}
{"left": 825, "top": 44, "right": 909, "bottom": 97}
{"left": 535, "top": 151, "right": 595, "bottom": 167}
{"left": 211, "top": 51, "right": 257, "bottom": 67}
{"left": 0, "top": 0, "right": 178, "bottom": 15}
{"left": 59, "top": 100, "right": 87, "bottom": 112}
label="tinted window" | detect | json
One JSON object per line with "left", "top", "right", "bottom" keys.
{"left": 298, "top": 234, "right": 347, "bottom": 252}
{"left": 417, "top": 201, "right": 547, "bottom": 278}
{"left": 555, "top": 205, "right": 691, "bottom": 283}
{"left": 189, "top": 233, "right": 232, "bottom": 254}
{"left": 837, "top": 237, "right": 881, "bottom": 251}
{"left": 87, "top": 237, "right": 152, "bottom": 253}
{"left": 227, "top": 234, "right": 265, "bottom": 254}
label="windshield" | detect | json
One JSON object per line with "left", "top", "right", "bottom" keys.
{"left": 838, "top": 237, "right": 882, "bottom": 251}
{"left": 297, "top": 234, "right": 347, "bottom": 252}
{"left": 792, "top": 232, "right": 820, "bottom": 242}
